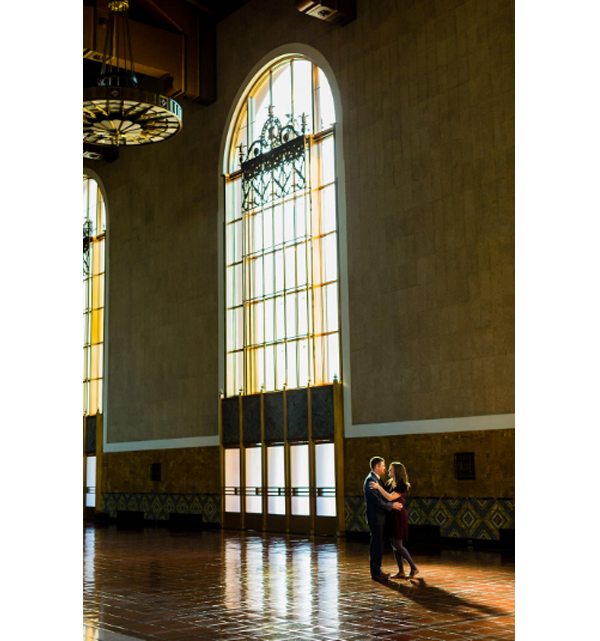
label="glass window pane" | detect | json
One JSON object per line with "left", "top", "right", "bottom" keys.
{"left": 265, "top": 344, "right": 275, "bottom": 391}
{"left": 235, "top": 351, "right": 244, "bottom": 394}
{"left": 88, "top": 184, "right": 98, "bottom": 233}
{"left": 92, "top": 238, "right": 105, "bottom": 274}
{"left": 99, "top": 197, "right": 106, "bottom": 232}
{"left": 263, "top": 252, "right": 275, "bottom": 297}
{"left": 90, "top": 378, "right": 98, "bottom": 415}
{"left": 285, "top": 246, "right": 296, "bottom": 289}
{"left": 313, "top": 285, "right": 324, "bottom": 336}
{"left": 83, "top": 279, "right": 90, "bottom": 311}
{"left": 287, "top": 341, "right": 298, "bottom": 389}
{"left": 83, "top": 314, "right": 90, "bottom": 346}
{"left": 283, "top": 198, "right": 295, "bottom": 243}
{"left": 320, "top": 136, "right": 335, "bottom": 185}
{"left": 263, "top": 206, "right": 274, "bottom": 249}
{"left": 226, "top": 179, "right": 242, "bottom": 222}
{"left": 250, "top": 211, "right": 263, "bottom": 254}
{"left": 267, "top": 445, "right": 285, "bottom": 515}
{"left": 292, "top": 59, "right": 313, "bottom": 134}
{"left": 324, "top": 283, "right": 339, "bottom": 333}
{"left": 276, "top": 342, "right": 286, "bottom": 390}
{"left": 236, "top": 307, "right": 244, "bottom": 350}
{"left": 250, "top": 76, "right": 271, "bottom": 144}
{"left": 275, "top": 297, "right": 285, "bottom": 341}
{"left": 225, "top": 222, "right": 235, "bottom": 265}
{"left": 92, "top": 275, "right": 104, "bottom": 310}
{"left": 271, "top": 61, "right": 292, "bottom": 127}
{"left": 320, "top": 185, "right": 337, "bottom": 235}
{"left": 291, "top": 444, "right": 310, "bottom": 516}
{"left": 273, "top": 203, "right": 284, "bottom": 246}
{"left": 245, "top": 447, "right": 262, "bottom": 514}
{"left": 249, "top": 301, "right": 263, "bottom": 345}
{"left": 295, "top": 195, "right": 306, "bottom": 237}
{"left": 297, "top": 242, "right": 307, "bottom": 288}
{"left": 316, "top": 67, "right": 335, "bottom": 132}
{"left": 226, "top": 265, "right": 236, "bottom": 308}
{"left": 286, "top": 292, "right": 297, "bottom": 338}
{"left": 323, "top": 233, "right": 338, "bottom": 283}
{"left": 264, "top": 298, "right": 275, "bottom": 343}
{"left": 250, "top": 257, "right": 263, "bottom": 299}
{"left": 298, "top": 338, "right": 309, "bottom": 388}
{"left": 95, "top": 376, "right": 103, "bottom": 411}
{"left": 316, "top": 441, "right": 337, "bottom": 517}
{"left": 225, "top": 494, "right": 241, "bottom": 513}
{"left": 225, "top": 448, "right": 241, "bottom": 512}
{"left": 326, "top": 333, "right": 340, "bottom": 382}
{"left": 226, "top": 353, "right": 236, "bottom": 396}
{"left": 86, "top": 455, "right": 97, "bottom": 487}
{"left": 274, "top": 250, "right": 285, "bottom": 293}
{"left": 91, "top": 344, "right": 103, "bottom": 379}
{"left": 298, "top": 290, "right": 308, "bottom": 336}
{"left": 91, "top": 309, "right": 104, "bottom": 344}
{"left": 316, "top": 443, "right": 335, "bottom": 486}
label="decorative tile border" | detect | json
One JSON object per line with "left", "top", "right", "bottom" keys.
{"left": 345, "top": 496, "right": 514, "bottom": 540}
{"left": 100, "top": 493, "right": 221, "bottom": 524}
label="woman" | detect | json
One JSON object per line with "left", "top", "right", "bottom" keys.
{"left": 369, "top": 461, "right": 419, "bottom": 580}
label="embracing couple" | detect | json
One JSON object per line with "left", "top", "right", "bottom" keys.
{"left": 363, "top": 456, "right": 420, "bottom": 582}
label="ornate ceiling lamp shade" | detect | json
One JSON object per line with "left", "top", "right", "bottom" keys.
{"left": 83, "top": 1, "right": 182, "bottom": 148}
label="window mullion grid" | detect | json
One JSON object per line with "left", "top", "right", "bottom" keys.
{"left": 261, "top": 179, "right": 266, "bottom": 394}
{"left": 242, "top": 194, "right": 248, "bottom": 396}
{"left": 304, "top": 139, "right": 313, "bottom": 388}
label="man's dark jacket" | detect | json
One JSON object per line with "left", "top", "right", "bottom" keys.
{"left": 363, "top": 470, "right": 393, "bottom": 528}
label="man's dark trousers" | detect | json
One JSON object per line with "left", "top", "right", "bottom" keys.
{"left": 363, "top": 471, "right": 393, "bottom": 577}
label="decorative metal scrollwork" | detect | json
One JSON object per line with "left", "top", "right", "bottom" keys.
{"left": 240, "top": 106, "right": 308, "bottom": 212}
{"left": 83, "top": 220, "right": 93, "bottom": 277}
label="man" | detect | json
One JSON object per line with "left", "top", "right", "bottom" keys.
{"left": 363, "top": 456, "right": 403, "bottom": 581}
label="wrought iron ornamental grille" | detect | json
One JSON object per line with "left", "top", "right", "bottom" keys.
{"left": 241, "top": 107, "right": 308, "bottom": 211}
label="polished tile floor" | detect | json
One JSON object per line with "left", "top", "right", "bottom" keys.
{"left": 84, "top": 524, "right": 514, "bottom": 641}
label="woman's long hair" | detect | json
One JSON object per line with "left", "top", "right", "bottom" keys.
{"left": 387, "top": 461, "right": 411, "bottom": 491}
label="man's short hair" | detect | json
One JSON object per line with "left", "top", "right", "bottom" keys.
{"left": 370, "top": 456, "right": 385, "bottom": 470}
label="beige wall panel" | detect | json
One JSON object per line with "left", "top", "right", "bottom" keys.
{"left": 344, "top": 428, "right": 515, "bottom": 499}
{"left": 102, "top": 447, "right": 221, "bottom": 495}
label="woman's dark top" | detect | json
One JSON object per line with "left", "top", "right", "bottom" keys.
{"left": 387, "top": 480, "right": 409, "bottom": 541}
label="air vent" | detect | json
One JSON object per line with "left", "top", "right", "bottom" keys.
{"left": 454, "top": 452, "right": 475, "bottom": 480}
{"left": 151, "top": 463, "right": 162, "bottom": 482}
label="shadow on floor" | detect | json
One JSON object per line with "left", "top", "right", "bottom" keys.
{"left": 382, "top": 577, "right": 509, "bottom": 620}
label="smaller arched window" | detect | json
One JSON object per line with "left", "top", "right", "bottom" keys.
{"left": 83, "top": 175, "right": 107, "bottom": 416}
{"left": 224, "top": 56, "right": 339, "bottom": 397}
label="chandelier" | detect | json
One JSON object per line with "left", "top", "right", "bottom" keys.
{"left": 83, "top": 1, "right": 182, "bottom": 147}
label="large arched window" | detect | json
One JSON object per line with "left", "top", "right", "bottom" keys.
{"left": 83, "top": 175, "right": 106, "bottom": 416}
{"left": 224, "top": 56, "right": 340, "bottom": 397}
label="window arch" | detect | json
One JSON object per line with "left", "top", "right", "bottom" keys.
{"left": 224, "top": 55, "right": 340, "bottom": 397}
{"left": 83, "top": 175, "right": 107, "bottom": 416}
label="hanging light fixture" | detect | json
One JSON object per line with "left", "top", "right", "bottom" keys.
{"left": 83, "top": 1, "right": 182, "bottom": 147}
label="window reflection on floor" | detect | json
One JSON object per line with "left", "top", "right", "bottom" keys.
{"left": 268, "top": 539, "right": 288, "bottom": 617}
{"left": 291, "top": 541, "right": 313, "bottom": 624}
{"left": 246, "top": 537, "right": 265, "bottom": 612}
{"left": 224, "top": 537, "right": 241, "bottom": 609}
{"left": 317, "top": 544, "right": 339, "bottom": 632}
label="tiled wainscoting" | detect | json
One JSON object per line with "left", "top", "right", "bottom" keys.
{"left": 100, "top": 492, "right": 221, "bottom": 524}
{"left": 99, "top": 493, "right": 514, "bottom": 541}
{"left": 345, "top": 496, "right": 515, "bottom": 540}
